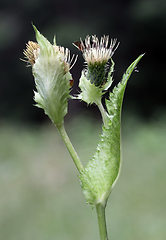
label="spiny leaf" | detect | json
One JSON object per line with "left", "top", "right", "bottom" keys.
{"left": 79, "top": 54, "right": 144, "bottom": 206}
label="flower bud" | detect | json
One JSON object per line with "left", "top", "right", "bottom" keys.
{"left": 23, "top": 26, "right": 77, "bottom": 125}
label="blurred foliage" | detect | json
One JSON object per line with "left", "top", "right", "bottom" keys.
{"left": 0, "top": 0, "right": 166, "bottom": 122}
{"left": 0, "top": 115, "right": 166, "bottom": 239}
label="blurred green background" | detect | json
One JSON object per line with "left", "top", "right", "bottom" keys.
{"left": 0, "top": 117, "right": 166, "bottom": 240}
{"left": 0, "top": 0, "right": 166, "bottom": 239}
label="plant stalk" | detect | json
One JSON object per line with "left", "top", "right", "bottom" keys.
{"left": 97, "top": 101, "right": 108, "bottom": 128}
{"left": 96, "top": 203, "right": 108, "bottom": 240}
{"left": 56, "top": 123, "right": 84, "bottom": 174}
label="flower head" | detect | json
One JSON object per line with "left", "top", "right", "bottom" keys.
{"left": 74, "top": 35, "right": 119, "bottom": 87}
{"left": 22, "top": 26, "right": 77, "bottom": 125}
{"left": 23, "top": 41, "right": 39, "bottom": 65}
{"left": 23, "top": 40, "right": 77, "bottom": 72}
{"left": 81, "top": 35, "right": 118, "bottom": 64}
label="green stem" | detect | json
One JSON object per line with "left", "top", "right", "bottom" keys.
{"left": 97, "top": 101, "right": 108, "bottom": 128}
{"left": 56, "top": 123, "right": 84, "bottom": 174}
{"left": 96, "top": 203, "right": 108, "bottom": 240}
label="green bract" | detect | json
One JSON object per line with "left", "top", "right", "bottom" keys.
{"left": 78, "top": 59, "right": 115, "bottom": 105}
{"left": 79, "top": 54, "right": 144, "bottom": 206}
{"left": 31, "top": 26, "right": 73, "bottom": 125}
{"left": 87, "top": 62, "right": 107, "bottom": 87}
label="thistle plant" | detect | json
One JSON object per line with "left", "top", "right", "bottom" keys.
{"left": 22, "top": 25, "right": 144, "bottom": 240}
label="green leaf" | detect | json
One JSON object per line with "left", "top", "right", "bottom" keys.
{"left": 79, "top": 54, "right": 144, "bottom": 206}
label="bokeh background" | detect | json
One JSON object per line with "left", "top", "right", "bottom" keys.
{"left": 0, "top": 0, "right": 166, "bottom": 239}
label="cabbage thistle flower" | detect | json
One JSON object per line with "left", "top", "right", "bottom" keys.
{"left": 73, "top": 35, "right": 119, "bottom": 108}
{"left": 23, "top": 26, "right": 77, "bottom": 126}
{"left": 76, "top": 35, "right": 119, "bottom": 87}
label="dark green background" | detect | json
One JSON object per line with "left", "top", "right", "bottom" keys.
{"left": 0, "top": 0, "right": 166, "bottom": 122}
